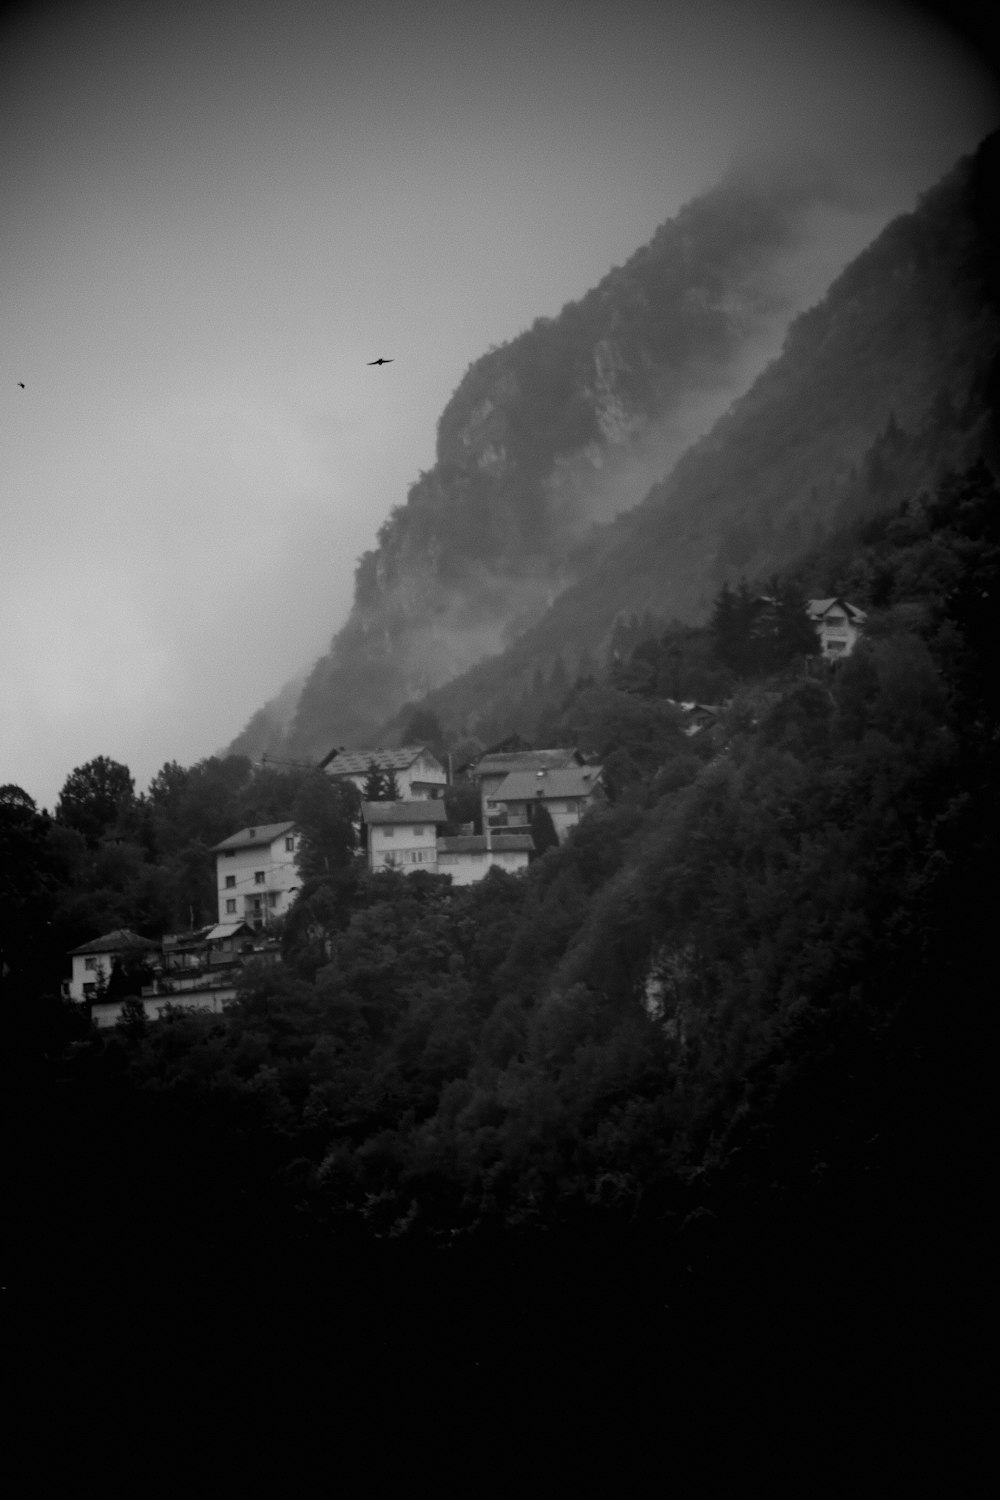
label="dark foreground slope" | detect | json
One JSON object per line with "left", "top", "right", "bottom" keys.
{"left": 10, "top": 465, "right": 996, "bottom": 1463}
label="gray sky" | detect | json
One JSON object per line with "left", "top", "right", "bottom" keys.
{"left": 2, "top": 0, "right": 995, "bottom": 810}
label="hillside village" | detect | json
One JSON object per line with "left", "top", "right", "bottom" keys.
{"left": 66, "top": 596, "right": 863, "bottom": 1028}
{"left": 10, "top": 456, "right": 996, "bottom": 1457}
{"left": 7, "top": 118, "right": 995, "bottom": 1434}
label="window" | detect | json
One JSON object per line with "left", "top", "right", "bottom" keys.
{"left": 83, "top": 983, "right": 95, "bottom": 998}
{"left": 85, "top": 956, "right": 98, "bottom": 971}
{"left": 254, "top": 871, "right": 265, "bottom": 884}
{"left": 225, "top": 875, "right": 235, "bottom": 889}
{"left": 225, "top": 850, "right": 235, "bottom": 858}
{"left": 285, "top": 836, "right": 295, "bottom": 851}
{"left": 383, "top": 828, "right": 394, "bottom": 838}
{"left": 268, "top": 892, "right": 278, "bottom": 906}
{"left": 226, "top": 899, "right": 236, "bottom": 914}
{"left": 413, "top": 826, "right": 424, "bottom": 836}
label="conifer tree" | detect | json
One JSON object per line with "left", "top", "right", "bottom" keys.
{"left": 383, "top": 770, "right": 402, "bottom": 801}
{"left": 362, "top": 762, "right": 386, "bottom": 801}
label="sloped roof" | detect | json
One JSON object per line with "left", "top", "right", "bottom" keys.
{"left": 320, "top": 744, "right": 443, "bottom": 775}
{"left": 491, "top": 766, "right": 603, "bottom": 801}
{"left": 204, "top": 922, "right": 255, "bottom": 942}
{"left": 362, "top": 800, "right": 448, "bottom": 825}
{"left": 69, "top": 928, "right": 159, "bottom": 957}
{"left": 807, "top": 598, "right": 867, "bottom": 622}
{"left": 474, "top": 747, "right": 582, "bottom": 779}
{"left": 162, "top": 927, "right": 213, "bottom": 948}
{"left": 438, "top": 834, "right": 534, "bottom": 854}
{"left": 211, "top": 821, "right": 295, "bottom": 852}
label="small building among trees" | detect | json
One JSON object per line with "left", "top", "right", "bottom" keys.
{"left": 320, "top": 745, "right": 447, "bottom": 800}
{"left": 807, "top": 598, "right": 867, "bottom": 658}
{"left": 66, "top": 928, "right": 159, "bottom": 1003}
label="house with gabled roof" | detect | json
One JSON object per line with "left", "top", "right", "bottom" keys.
{"left": 210, "top": 821, "right": 300, "bottom": 928}
{"left": 362, "top": 799, "right": 448, "bottom": 873}
{"left": 665, "top": 700, "right": 724, "bottom": 736}
{"left": 320, "top": 745, "right": 447, "bottom": 800}
{"left": 807, "top": 598, "right": 867, "bottom": 658}
{"left": 66, "top": 928, "right": 160, "bottom": 1003}
{"left": 486, "top": 764, "right": 604, "bottom": 844}
{"left": 470, "top": 746, "right": 584, "bottom": 800}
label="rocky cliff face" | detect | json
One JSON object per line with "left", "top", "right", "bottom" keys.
{"left": 228, "top": 162, "right": 931, "bottom": 762}
{"left": 399, "top": 133, "right": 998, "bottom": 746}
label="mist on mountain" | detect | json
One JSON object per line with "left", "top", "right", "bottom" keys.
{"left": 224, "top": 150, "right": 929, "bottom": 762}
{"left": 377, "top": 132, "right": 998, "bottom": 748}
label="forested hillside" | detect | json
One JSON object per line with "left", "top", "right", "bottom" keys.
{"left": 228, "top": 135, "right": 997, "bottom": 768}
{"left": 11, "top": 464, "right": 997, "bottom": 1424}
{"left": 382, "top": 132, "right": 998, "bottom": 747}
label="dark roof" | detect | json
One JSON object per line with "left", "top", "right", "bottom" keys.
{"left": 490, "top": 766, "right": 603, "bottom": 801}
{"left": 69, "top": 928, "right": 159, "bottom": 957}
{"left": 474, "top": 747, "right": 582, "bottom": 779}
{"left": 807, "top": 598, "right": 867, "bottom": 622}
{"left": 361, "top": 800, "right": 448, "bottom": 825}
{"left": 211, "top": 821, "right": 295, "bottom": 852}
{"left": 320, "top": 745, "right": 443, "bottom": 775}
{"left": 437, "top": 834, "right": 534, "bottom": 854}
{"left": 666, "top": 700, "right": 723, "bottom": 716}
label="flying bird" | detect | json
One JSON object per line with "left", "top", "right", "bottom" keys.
{"left": 17, "top": 382, "right": 25, "bottom": 389}
{"left": 367, "top": 357, "right": 393, "bottom": 366}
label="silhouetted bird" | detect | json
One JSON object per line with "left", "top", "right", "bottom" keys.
{"left": 17, "top": 382, "right": 25, "bottom": 389}
{"left": 367, "top": 358, "right": 393, "bottom": 366}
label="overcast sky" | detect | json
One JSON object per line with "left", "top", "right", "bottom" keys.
{"left": 1, "top": 0, "right": 995, "bottom": 810}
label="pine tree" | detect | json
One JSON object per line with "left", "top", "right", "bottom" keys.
{"left": 383, "top": 770, "right": 402, "bottom": 801}
{"left": 530, "top": 801, "right": 559, "bottom": 856}
{"left": 362, "top": 762, "right": 386, "bottom": 801}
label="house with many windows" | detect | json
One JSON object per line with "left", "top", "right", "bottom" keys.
{"left": 211, "top": 821, "right": 300, "bottom": 928}
{"left": 362, "top": 799, "right": 448, "bottom": 873}
{"left": 320, "top": 745, "right": 447, "bottom": 800}
{"left": 807, "top": 598, "right": 867, "bottom": 658}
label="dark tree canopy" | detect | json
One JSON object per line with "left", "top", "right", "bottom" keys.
{"left": 55, "top": 756, "right": 135, "bottom": 844}
{"left": 293, "top": 773, "right": 360, "bottom": 882}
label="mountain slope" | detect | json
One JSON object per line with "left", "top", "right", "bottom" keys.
{"left": 384, "top": 133, "right": 998, "bottom": 744}
{"left": 228, "top": 163, "right": 894, "bottom": 761}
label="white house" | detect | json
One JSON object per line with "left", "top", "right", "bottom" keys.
{"left": 486, "top": 765, "right": 604, "bottom": 844}
{"left": 321, "top": 745, "right": 447, "bottom": 800}
{"left": 211, "top": 821, "right": 300, "bottom": 929}
{"left": 807, "top": 598, "right": 867, "bottom": 658}
{"left": 66, "top": 928, "right": 160, "bottom": 1003}
{"left": 362, "top": 799, "right": 448, "bottom": 873}
{"left": 69, "top": 922, "right": 278, "bottom": 1028}
{"left": 435, "top": 831, "right": 534, "bottom": 885}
